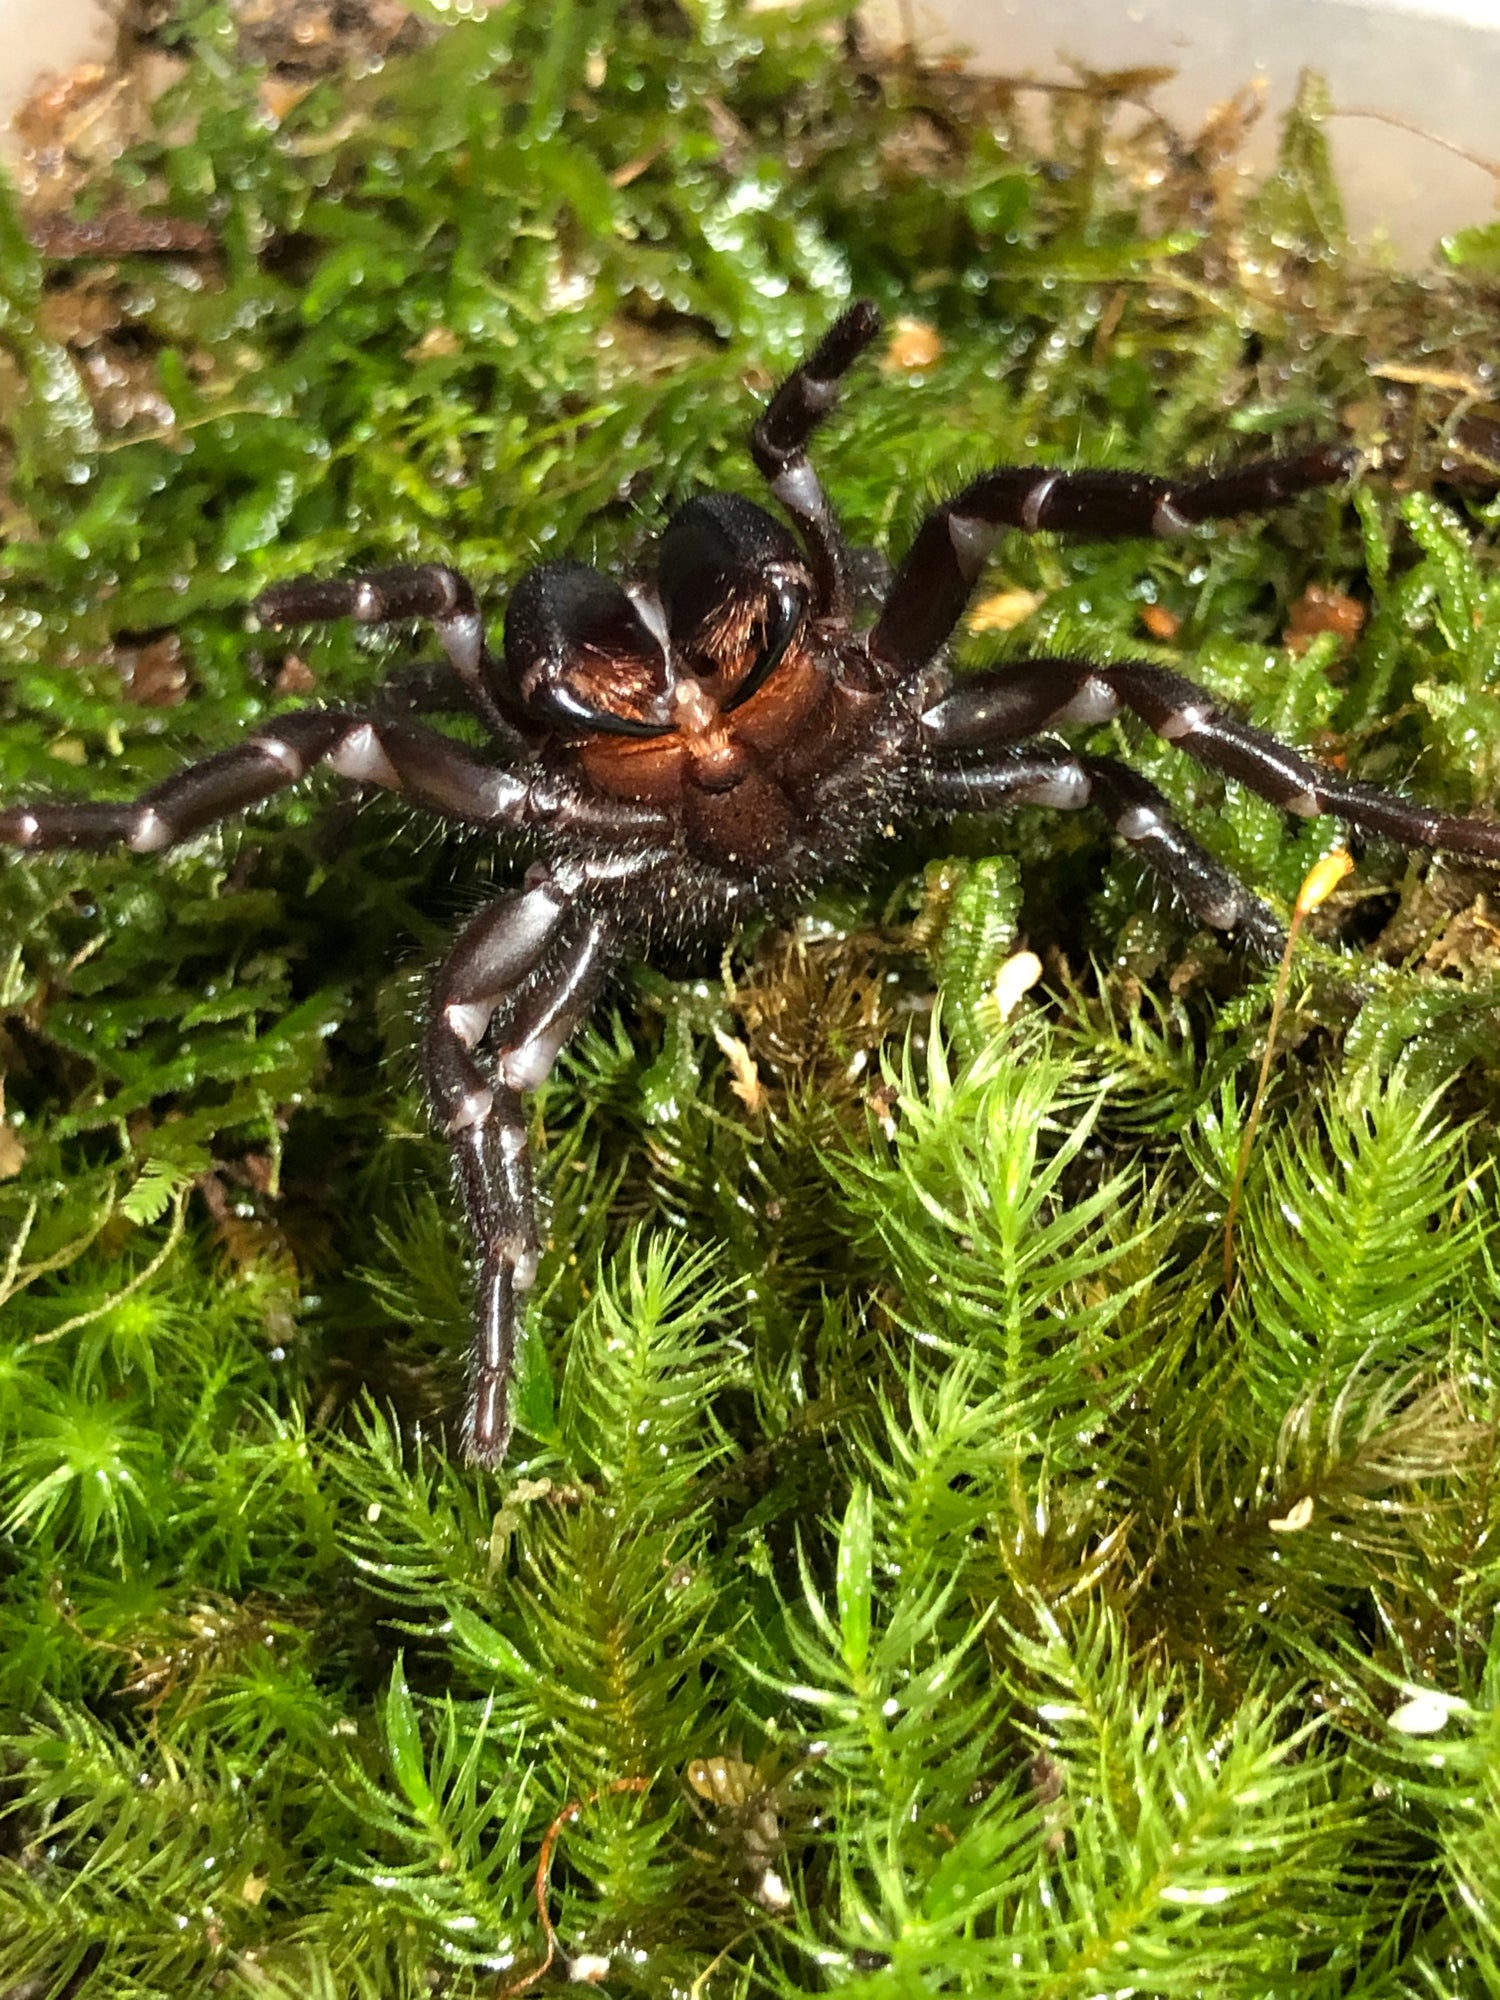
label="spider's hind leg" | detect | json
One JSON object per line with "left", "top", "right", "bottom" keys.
{"left": 917, "top": 747, "right": 1286, "bottom": 956}
{"left": 920, "top": 650, "right": 1500, "bottom": 934}
{"left": 1091, "top": 658, "right": 1500, "bottom": 862}
{"left": 420, "top": 870, "right": 621, "bottom": 1466}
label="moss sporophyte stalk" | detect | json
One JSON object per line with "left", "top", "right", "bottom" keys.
{"left": 2, "top": 7, "right": 1500, "bottom": 1995}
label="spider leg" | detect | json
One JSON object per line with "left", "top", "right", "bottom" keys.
{"left": 917, "top": 746, "right": 1285, "bottom": 953}
{"left": 1100, "top": 660, "right": 1500, "bottom": 857}
{"left": 256, "top": 564, "right": 520, "bottom": 741}
{"left": 750, "top": 299, "right": 882, "bottom": 618}
{"left": 922, "top": 657, "right": 1500, "bottom": 859}
{"left": 420, "top": 867, "right": 625, "bottom": 1464}
{"left": 0, "top": 708, "right": 671, "bottom": 851}
{"left": 872, "top": 444, "right": 1357, "bottom": 673}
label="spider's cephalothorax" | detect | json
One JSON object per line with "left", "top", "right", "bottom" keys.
{"left": 7, "top": 299, "right": 1500, "bottom": 1464}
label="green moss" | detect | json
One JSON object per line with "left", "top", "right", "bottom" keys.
{"left": 2, "top": 9, "right": 1500, "bottom": 1994}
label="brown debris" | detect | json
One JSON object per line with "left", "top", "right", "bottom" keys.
{"left": 1139, "top": 602, "right": 1181, "bottom": 641}
{"left": 274, "top": 653, "right": 319, "bottom": 697}
{"left": 231, "top": 0, "right": 427, "bottom": 75}
{"left": 881, "top": 317, "right": 943, "bottom": 372}
{"left": 115, "top": 632, "right": 191, "bottom": 707}
{"left": 1283, "top": 582, "right": 1365, "bottom": 656}
{"left": 969, "top": 587, "right": 1044, "bottom": 634}
{"left": 27, "top": 210, "right": 214, "bottom": 258}
{"left": 731, "top": 928, "right": 903, "bottom": 1116}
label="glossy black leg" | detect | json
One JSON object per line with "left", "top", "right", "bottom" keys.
{"left": 921, "top": 658, "right": 1117, "bottom": 752}
{"left": 0, "top": 709, "right": 674, "bottom": 854}
{"left": 874, "top": 444, "right": 1357, "bottom": 672}
{"left": 0, "top": 710, "right": 545, "bottom": 851}
{"left": 1103, "top": 660, "right": 1500, "bottom": 857}
{"left": 750, "top": 299, "right": 882, "bottom": 618}
{"left": 420, "top": 871, "right": 619, "bottom": 1465}
{"left": 917, "top": 747, "right": 1285, "bottom": 953}
{"left": 921, "top": 656, "right": 1500, "bottom": 860}
{"left": 256, "top": 564, "right": 519, "bottom": 741}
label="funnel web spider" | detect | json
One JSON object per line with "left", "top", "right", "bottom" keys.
{"left": 7, "top": 301, "right": 1497, "bottom": 1463}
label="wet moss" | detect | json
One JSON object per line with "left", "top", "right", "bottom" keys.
{"left": 3, "top": 9, "right": 1500, "bottom": 1994}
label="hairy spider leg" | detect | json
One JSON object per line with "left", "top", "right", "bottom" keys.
{"left": 871, "top": 444, "right": 1358, "bottom": 673}
{"left": 921, "top": 657, "right": 1500, "bottom": 860}
{"left": 750, "top": 298, "right": 883, "bottom": 619}
{"left": 420, "top": 869, "right": 641, "bottom": 1464}
{"left": 915, "top": 748, "right": 1285, "bottom": 954}
{"left": 256, "top": 565, "right": 521, "bottom": 743}
{"left": 0, "top": 684, "right": 670, "bottom": 1460}
{"left": 0, "top": 707, "right": 669, "bottom": 851}
{"left": 363, "top": 657, "right": 498, "bottom": 720}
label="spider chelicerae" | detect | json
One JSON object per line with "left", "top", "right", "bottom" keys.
{"left": 6, "top": 299, "right": 1499, "bottom": 1465}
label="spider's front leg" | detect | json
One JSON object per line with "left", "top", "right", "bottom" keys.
{"left": 422, "top": 860, "right": 648, "bottom": 1465}
{"left": 872, "top": 445, "right": 1358, "bottom": 673}
{"left": 256, "top": 564, "right": 522, "bottom": 742}
{"left": 751, "top": 299, "right": 882, "bottom": 618}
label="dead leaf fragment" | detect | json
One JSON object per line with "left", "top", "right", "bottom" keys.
{"left": 116, "top": 633, "right": 190, "bottom": 707}
{"left": 1284, "top": 583, "right": 1364, "bottom": 656}
{"left": 1140, "top": 602, "right": 1181, "bottom": 641}
{"left": 274, "top": 654, "right": 318, "bottom": 696}
{"left": 882, "top": 317, "right": 943, "bottom": 372}
{"left": 969, "top": 587, "right": 1043, "bottom": 633}
{"left": 713, "top": 1028, "right": 768, "bottom": 1115}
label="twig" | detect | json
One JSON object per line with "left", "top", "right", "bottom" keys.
{"left": 28, "top": 212, "right": 215, "bottom": 258}
{"left": 30, "top": 1187, "right": 188, "bottom": 1345}
{"left": 688, "top": 1925, "right": 757, "bottom": 1998}
{"left": 0, "top": 1187, "right": 119, "bottom": 1313}
{"left": 498, "top": 1775, "right": 651, "bottom": 1998}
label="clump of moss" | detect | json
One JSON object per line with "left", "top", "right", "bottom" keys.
{"left": 2, "top": 6, "right": 1500, "bottom": 1994}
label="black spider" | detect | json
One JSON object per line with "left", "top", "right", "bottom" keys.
{"left": 6, "top": 300, "right": 1499, "bottom": 1465}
